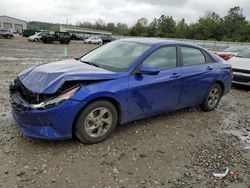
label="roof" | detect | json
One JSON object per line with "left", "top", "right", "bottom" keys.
{"left": 120, "top": 37, "right": 194, "bottom": 46}
{"left": 0, "top": 15, "right": 26, "bottom": 23}
{"left": 60, "top": 25, "right": 112, "bottom": 35}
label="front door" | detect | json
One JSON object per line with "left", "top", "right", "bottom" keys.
{"left": 127, "top": 46, "right": 182, "bottom": 121}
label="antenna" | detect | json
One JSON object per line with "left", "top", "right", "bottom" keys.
{"left": 4, "top": 8, "right": 5, "bottom": 15}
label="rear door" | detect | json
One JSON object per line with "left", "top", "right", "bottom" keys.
{"left": 178, "top": 45, "right": 218, "bottom": 107}
{"left": 127, "top": 45, "right": 182, "bottom": 121}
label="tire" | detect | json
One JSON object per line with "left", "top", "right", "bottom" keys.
{"left": 34, "top": 38, "right": 38, "bottom": 42}
{"left": 98, "top": 41, "right": 102, "bottom": 45}
{"left": 201, "top": 83, "right": 222, "bottom": 112}
{"left": 43, "top": 38, "right": 47, "bottom": 44}
{"left": 47, "top": 37, "right": 52, "bottom": 44}
{"left": 6, "top": 35, "right": 11, "bottom": 39}
{"left": 88, "top": 41, "right": 92, "bottom": 44}
{"left": 59, "top": 39, "right": 64, "bottom": 44}
{"left": 75, "top": 100, "right": 118, "bottom": 144}
{"left": 64, "top": 38, "right": 70, "bottom": 45}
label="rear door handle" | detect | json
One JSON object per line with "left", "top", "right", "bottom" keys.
{"left": 207, "top": 66, "right": 213, "bottom": 70}
{"left": 170, "top": 73, "right": 181, "bottom": 79}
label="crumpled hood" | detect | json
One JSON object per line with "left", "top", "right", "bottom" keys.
{"left": 18, "top": 59, "right": 119, "bottom": 94}
{"left": 228, "top": 57, "right": 250, "bottom": 71}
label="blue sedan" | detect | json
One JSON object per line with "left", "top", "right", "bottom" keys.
{"left": 10, "top": 38, "right": 232, "bottom": 144}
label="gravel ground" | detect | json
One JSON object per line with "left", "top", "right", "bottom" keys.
{"left": 0, "top": 37, "right": 249, "bottom": 188}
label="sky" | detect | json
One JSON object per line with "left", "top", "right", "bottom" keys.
{"left": 1, "top": 0, "right": 250, "bottom": 25}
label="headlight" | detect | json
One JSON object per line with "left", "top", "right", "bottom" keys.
{"left": 31, "top": 86, "right": 80, "bottom": 109}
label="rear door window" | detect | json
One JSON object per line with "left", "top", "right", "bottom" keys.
{"left": 181, "top": 47, "right": 206, "bottom": 66}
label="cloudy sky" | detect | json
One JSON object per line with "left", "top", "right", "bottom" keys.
{"left": 1, "top": 0, "right": 250, "bottom": 25}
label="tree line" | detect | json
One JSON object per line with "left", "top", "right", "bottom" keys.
{"left": 27, "top": 6, "right": 250, "bottom": 42}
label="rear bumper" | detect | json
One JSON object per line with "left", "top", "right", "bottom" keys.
{"left": 232, "top": 72, "right": 250, "bottom": 86}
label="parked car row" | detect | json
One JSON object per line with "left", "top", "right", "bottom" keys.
{"left": 27, "top": 31, "right": 113, "bottom": 45}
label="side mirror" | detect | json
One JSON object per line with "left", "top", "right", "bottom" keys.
{"left": 138, "top": 65, "right": 160, "bottom": 75}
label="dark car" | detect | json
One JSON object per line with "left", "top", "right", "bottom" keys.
{"left": 0, "top": 29, "right": 14, "bottom": 39}
{"left": 10, "top": 38, "right": 232, "bottom": 144}
{"left": 42, "top": 31, "right": 71, "bottom": 44}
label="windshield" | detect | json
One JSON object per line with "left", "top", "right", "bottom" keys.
{"left": 34, "top": 32, "right": 42, "bottom": 36}
{"left": 237, "top": 48, "right": 250, "bottom": 58}
{"left": 80, "top": 41, "right": 151, "bottom": 72}
{"left": 225, "top": 46, "right": 246, "bottom": 52}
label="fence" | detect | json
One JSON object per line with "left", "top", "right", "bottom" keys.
{"left": 113, "top": 35, "right": 250, "bottom": 51}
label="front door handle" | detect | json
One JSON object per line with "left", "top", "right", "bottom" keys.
{"left": 170, "top": 73, "right": 181, "bottom": 79}
{"left": 207, "top": 66, "right": 213, "bottom": 70}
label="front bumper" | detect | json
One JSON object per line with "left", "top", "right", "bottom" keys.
{"left": 10, "top": 84, "right": 86, "bottom": 140}
{"left": 232, "top": 72, "right": 250, "bottom": 86}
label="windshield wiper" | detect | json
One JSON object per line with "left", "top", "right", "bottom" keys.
{"left": 80, "top": 60, "right": 100, "bottom": 67}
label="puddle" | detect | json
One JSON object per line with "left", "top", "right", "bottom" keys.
{"left": 225, "top": 129, "right": 250, "bottom": 143}
{"left": 225, "top": 128, "right": 250, "bottom": 150}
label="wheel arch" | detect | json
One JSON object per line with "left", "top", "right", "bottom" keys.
{"left": 214, "top": 80, "right": 225, "bottom": 95}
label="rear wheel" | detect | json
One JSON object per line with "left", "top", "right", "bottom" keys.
{"left": 59, "top": 39, "right": 65, "bottom": 44}
{"left": 75, "top": 100, "right": 118, "bottom": 144}
{"left": 201, "top": 83, "right": 222, "bottom": 112}
{"left": 34, "top": 38, "right": 38, "bottom": 42}
{"left": 46, "top": 37, "right": 52, "bottom": 44}
{"left": 64, "top": 38, "right": 70, "bottom": 45}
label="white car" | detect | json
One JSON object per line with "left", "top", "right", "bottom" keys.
{"left": 228, "top": 48, "right": 250, "bottom": 86}
{"left": 28, "top": 32, "right": 45, "bottom": 42}
{"left": 84, "top": 36, "right": 102, "bottom": 44}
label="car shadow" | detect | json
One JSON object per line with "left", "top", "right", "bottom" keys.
{"left": 19, "top": 106, "right": 201, "bottom": 149}
{"left": 232, "top": 84, "right": 250, "bottom": 91}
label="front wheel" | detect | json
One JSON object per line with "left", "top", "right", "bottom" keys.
{"left": 201, "top": 83, "right": 222, "bottom": 112}
{"left": 6, "top": 35, "right": 11, "bottom": 39}
{"left": 75, "top": 100, "right": 118, "bottom": 144}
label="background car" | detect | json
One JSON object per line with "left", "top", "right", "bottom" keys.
{"left": 84, "top": 36, "right": 103, "bottom": 44}
{"left": 0, "top": 29, "right": 14, "bottom": 39}
{"left": 216, "top": 46, "right": 248, "bottom": 61}
{"left": 228, "top": 48, "right": 250, "bottom": 86}
{"left": 28, "top": 31, "right": 48, "bottom": 42}
{"left": 42, "top": 31, "right": 71, "bottom": 44}
{"left": 10, "top": 39, "right": 232, "bottom": 144}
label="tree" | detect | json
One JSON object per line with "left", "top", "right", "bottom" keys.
{"left": 157, "top": 15, "right": 176, "bottom": 38}
{"left": 130, "top": 17, "right": 148, "bottom": 36}
{"left": 148, "top": 18, "right": 158, "bottom": 37}
{"left": 175, "top": 18, "right": 188, "bottom": 38}
{"left": 223, "top": 6, "right": 247, "bottom": 41}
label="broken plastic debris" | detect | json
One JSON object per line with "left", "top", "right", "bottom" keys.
{"left": 212, "top": 167, "right": 229, "bottom": 178}
{"left": 229, "top": 170, "right": 239, "bottom": 179}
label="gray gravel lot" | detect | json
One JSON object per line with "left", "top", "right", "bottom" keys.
{"left": 0, "top": 37, "right": 249, "bottom": 188}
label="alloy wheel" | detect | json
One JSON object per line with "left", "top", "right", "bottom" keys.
{"left": 207, "top": 87, "right": 220, "bottom": 108}
{"left": 84, "top": 107, "right": 112, "bottom": 138}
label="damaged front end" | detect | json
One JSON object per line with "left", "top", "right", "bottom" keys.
{"left": 9, "top": 78, "right": 80, "bottom": 112}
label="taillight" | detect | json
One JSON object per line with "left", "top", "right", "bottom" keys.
{"left": 226, "top": 55, "right": 233, "bottom": 61}
{"left": 219, "top": 54, "right": 234, "bottom": 61}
